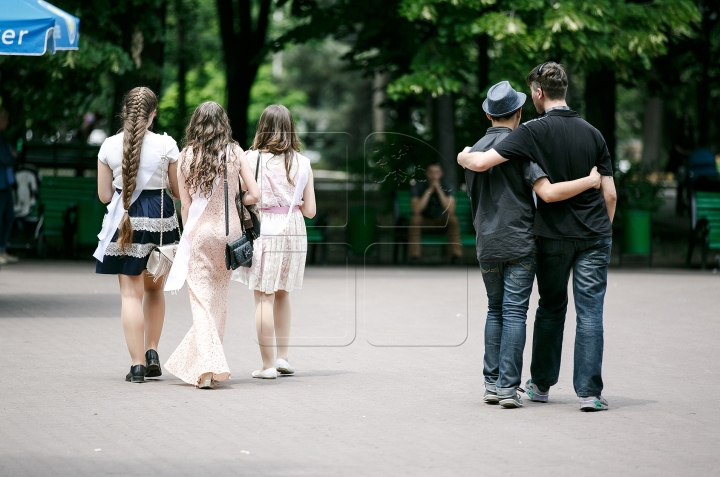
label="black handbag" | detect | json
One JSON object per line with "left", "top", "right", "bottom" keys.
{"left": 236, "top": 152, "right": 261, "bottom": 241}
{"left": 223, "top": 145, "right": 253, "bottom": 270}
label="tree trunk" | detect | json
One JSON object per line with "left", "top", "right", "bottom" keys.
{"left": 112, "top": 3, "right": 167, "bottom": 131}
{"left": 217, "top": 0, "right": 272, "bottom": 146}
{"left": 435, "top": 94, "right": 457, "bottom": 189}
{"left": 175, "top": 0, "right": 188, "bottom": 136}
{"left": 476, "top": 34, "right": 490, "bottom": 95}
{"left": 584, "top": 66, "right": 616, "bottom": 164}
{"left": 372, "top": 71, "right": 390, "bottom": 134}
{"left": 640, "top": 97, "right": 665, "bottom": 172}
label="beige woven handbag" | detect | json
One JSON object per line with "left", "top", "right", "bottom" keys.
{"left": 146, "top": 133, "right": 180, "bottom": 282}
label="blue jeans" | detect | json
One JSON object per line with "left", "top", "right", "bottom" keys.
{"left": 531, "top": 237, "right": 612, "bottom": 398}
{"left": 480, "top": 255, "right": 537, "bottom": 397}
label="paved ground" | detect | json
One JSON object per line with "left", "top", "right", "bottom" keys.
{"left": 0, "top": 260, "right": 718, "bottom": 476}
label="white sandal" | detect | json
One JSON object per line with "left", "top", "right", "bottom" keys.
{"left": 198, "top": 372, "right": 214, "bottom": 389}
{"left": 252, "top": 368, "right": 277, "bottom": 379}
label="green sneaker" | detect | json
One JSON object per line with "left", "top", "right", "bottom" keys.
{"left": 524, "top": 379, "right": 549, "bottom": 403}
{"left": 579, "top": 395, "right": 609, "bottom": 412}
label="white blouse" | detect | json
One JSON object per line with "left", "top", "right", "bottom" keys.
{"left": 98, "top": 131, "right": 179, "bottom": 190}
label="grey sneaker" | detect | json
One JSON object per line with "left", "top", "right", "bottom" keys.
{"left": 524, "top": 379, "right": 549, "bottom": 403}
{"left": 483, "top": 389, "right": 499, "bottom": 404}
{"left": 579, "top": 395, "right": 609, "bottom": 412}
{"left": 499, "top": 392, "right": 523, "bottom": 408}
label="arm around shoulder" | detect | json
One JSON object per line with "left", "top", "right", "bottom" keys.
{"left": 457, "top": 147, "right": 507, "bottom": 172}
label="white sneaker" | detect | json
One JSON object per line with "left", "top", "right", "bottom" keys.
{"left": 276, "top": 358, "right": 295, "bottom": 375}
{"left": 252, "top": 368, "right": 277, "bottom": 379}
{"left": 0, "top": 253, "right": 18, "bottom": 263}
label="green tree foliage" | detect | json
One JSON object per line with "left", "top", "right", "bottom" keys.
{"left": 391, "top": 0, "right": 699, "bottom": 98}
{"left": 0, "top": 0, "right": 168, "bottom": 141}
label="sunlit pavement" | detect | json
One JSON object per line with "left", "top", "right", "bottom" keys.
{"left": 1, "top": 260, "right": 718, "bottom": 476}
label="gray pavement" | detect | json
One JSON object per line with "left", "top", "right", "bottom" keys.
{"left": 0, "top": 260, "right": 719, "bottom": 476}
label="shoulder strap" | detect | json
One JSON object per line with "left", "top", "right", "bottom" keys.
{"left": 159, "top": 133, "right": 168, "bottom": 246}
{"left": 223, "top": 144, "right": 229, "bottom": 237}
{"left": 255, "top": 151, "right": 260, "bottom": 181}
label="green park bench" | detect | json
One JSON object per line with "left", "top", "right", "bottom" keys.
{"left": 39, "top": 177, "right": 105, "bottom": 257}
{"left": 22, "top": 142, "right": 100, "bottom": 176}
{"left": 687, "top": 190, "right": 720, "bottom": 269}
{"left": 393, "top": 189, "right": 475, "bottom": 263}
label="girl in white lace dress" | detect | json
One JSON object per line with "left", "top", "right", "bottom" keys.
{"left": 234, "top": 104, "right": 316, "bottom": 379}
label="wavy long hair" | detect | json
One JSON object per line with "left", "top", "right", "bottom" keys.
{"left": 182, "top": 101, "right": 237, "bottom": 198}
{"left": 117, "top": 87, "right": 158, "bottom": 252}
{"left": 251, "top": 104, "right": 301, "bottom": 185}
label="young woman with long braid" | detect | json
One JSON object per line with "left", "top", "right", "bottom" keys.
{"left": 94, "top": 87, "right": 181, "bottom": 383}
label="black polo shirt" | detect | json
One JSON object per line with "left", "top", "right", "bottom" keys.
{"left": 465, "top": 126, "right": 547, "bottom": 262}
{"left": 493, "top": 109, "right": 613, "bottom": 239}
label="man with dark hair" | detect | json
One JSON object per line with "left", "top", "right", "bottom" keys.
{"left": 0, "top": 107, "right": 18, "bottom": 265}
{"left": 466, "top": 80, "right": 602, "bottom": 408}
{"left": 458, "top": 62, "right": 617, "bottom": 412}
{"left": 408, "top": 163, "right": 463, "bottom": 264}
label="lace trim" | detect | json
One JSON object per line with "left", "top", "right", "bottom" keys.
{"left": 102, "top": 215, "right": 179, "bottom": 232}
{"left": 104, "top": 242, "right": 157, "bottom": 258}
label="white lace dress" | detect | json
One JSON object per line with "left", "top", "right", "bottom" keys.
{"left": 233, "top": 152, "right": 309, "bottom": 293}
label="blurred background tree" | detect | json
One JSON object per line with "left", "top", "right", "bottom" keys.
{"left": 0, "top": 0, "right": 715, "bottom": 183}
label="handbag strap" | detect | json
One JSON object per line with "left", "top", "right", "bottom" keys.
{"left": 159, "top": 133, "right": 167, "bottom": 247}
{"left": 224, "top": 144, "right": 229, "bottom": 238}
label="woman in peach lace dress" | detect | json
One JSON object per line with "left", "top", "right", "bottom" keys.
{"left": 164, "top": 102, "right": 259, "bottom": 389}
{"left": 234, "top": 104, "right": 316, "bottom": 379}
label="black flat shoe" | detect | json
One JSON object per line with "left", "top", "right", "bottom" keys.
{"left": 125, "top": 365, "right": 146, "bottom": 383}
{"left": 145, "top": 349, "right": 162, "bottom": 377}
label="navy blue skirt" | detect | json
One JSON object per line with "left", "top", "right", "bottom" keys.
{"left": 95, "top": 189, "right": 181, "bottom": 276}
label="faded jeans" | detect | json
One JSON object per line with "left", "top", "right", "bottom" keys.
{"left": 531, "top": 237, "right": 612, "bottom": 398}
{"left": 480, "top": 255, "right": 537, "bottom": 397}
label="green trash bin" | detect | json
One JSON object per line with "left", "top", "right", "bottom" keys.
{"left": 623, "top": 209, "right": 651, "bottom": 255}
{"left": 348, "top": 205, "right": 376, "bottom": 256}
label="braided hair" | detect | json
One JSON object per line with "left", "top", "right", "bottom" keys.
{"left": 117, "top": 87, "right": 158, "bottom": 252}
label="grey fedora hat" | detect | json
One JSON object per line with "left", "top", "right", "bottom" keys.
{"left": 482, "top": 81, "right": 527, "bottom": 117}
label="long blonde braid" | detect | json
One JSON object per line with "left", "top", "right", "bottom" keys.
{"left": 117, "top": 87, "right": 158, "bottom": 252}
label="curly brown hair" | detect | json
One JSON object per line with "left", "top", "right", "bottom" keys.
{"left": 117, "top": 87, "right": 158, "bottom": 252}
{"left": 182, "top": 101, "right": 238, "bottom": 198}
{"left": 251, "top": 104, "right": 301, "bottom": 185}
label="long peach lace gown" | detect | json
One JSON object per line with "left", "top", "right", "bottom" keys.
{"left": 164, "top": 147, "right": 243, "bottom": 385}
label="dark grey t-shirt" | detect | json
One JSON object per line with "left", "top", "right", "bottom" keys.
{"left": 465, "top": 126, "right": 547, "bottom": 262}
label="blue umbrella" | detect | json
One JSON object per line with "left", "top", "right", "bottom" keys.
{"left": 0, "top": 0, "right": 80, "bottom": 56}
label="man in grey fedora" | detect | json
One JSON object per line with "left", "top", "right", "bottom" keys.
{"left": 463, "top": 80, "right": 602, "bottom": 408}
